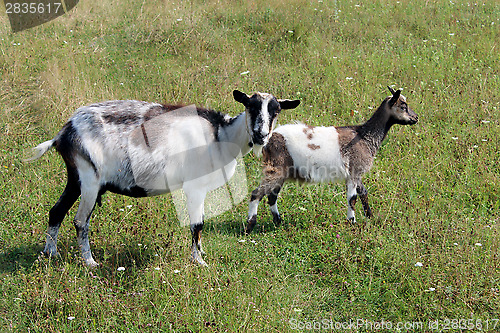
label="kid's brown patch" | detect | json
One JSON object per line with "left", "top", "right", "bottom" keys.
{"left": 302, "top": 125, "right": 315, "bottom": 140}
{"left": 307, "top": 143, "right": 320, "bottom": 150}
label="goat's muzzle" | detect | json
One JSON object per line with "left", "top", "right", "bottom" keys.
{"left": 407, "top": 109, "right": 419, "bottom": 125}
{"left": 251, "top": 133, "right": 267, "bottom": 146}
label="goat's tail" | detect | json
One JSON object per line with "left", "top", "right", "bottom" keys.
{"left": 23, "top": 140, "right": 55, "bottom": 162}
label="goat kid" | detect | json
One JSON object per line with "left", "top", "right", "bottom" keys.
{"left": 245, "top": 87, "right": 418, "bottom": 234}
{"left": 26, "top": 90, "right": 300, "bottom": 267}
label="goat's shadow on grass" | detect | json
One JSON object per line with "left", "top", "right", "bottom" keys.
{"left": 0, "top": 240, "right": 164, "bottom": 275}
{"left": 208, "top": 216, "right": 281, "bottom": 237}
{"left": 0, "top": 244, "right": 44, "bottom": 273}
{"left": 204, "top": 218, "right": 279, "bottom": 237}
{"left": 234, "top": 212, "right": 372, "bottom": 236}
{"left": 205, "top": 222, "right": 242, "bottom": 238}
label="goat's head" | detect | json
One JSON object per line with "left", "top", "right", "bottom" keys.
{"left": 386, "top": 86, "right": 418, "bottom": 125}
{"left": 233, "top": 90, "right": 300, "bottom": 149}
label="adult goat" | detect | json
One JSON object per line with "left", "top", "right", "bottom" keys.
{"left": 26, "top": 90, "right": 300, "bottom": 266}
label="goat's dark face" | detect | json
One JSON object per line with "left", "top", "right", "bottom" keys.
{"left": 387, "top": 87, "right": 418, "bottom": 125}
{"left": 233, "top": 90, "right": 300, "bottom": 149}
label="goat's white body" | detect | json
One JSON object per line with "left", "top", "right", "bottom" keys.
{"left": 60, "top": 103, "right": 247, "bottom": 197}
{"left": 275, "top": 124, "right": 349, "bottom": 183}
{"left": 31, "top": 101, "right": 251, "bottom": 267}
{"left": 127, "top": 114, "right": 246, "bottom": 195}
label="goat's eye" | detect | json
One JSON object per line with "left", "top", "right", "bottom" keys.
{"left": 270, "top": 108, "right": 279, "bottom": 118}
{"left": 247, "top": 101, "right": 261, "bottom": 113}
{"left": 268, "top": 101, "right": 280, "bottom": 115}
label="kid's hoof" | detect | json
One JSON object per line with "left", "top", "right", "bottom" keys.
{"left": 245, "top": 215, "right": 257, "bottom": 235}
{"left": 272, "top": 213, "right": 282, "bottom": 226}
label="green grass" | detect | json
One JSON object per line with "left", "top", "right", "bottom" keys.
{"left": 1, "top": 0, "right": 499, "bottom": 331}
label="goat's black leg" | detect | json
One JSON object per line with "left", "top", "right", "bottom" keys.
{"left": 44, "top": 168, "right": 80, "bottom": 257}
{"left": 267, "top": 184, "right": 282, "bottom": 226}
{"left": 346, "top": 180, "right": 358, "bottom": 222}
{"left": 190, "top": 223, "right": 207, "bottom": 265}
{"left": 186, "top": 190, "right": 208, "bottom": 266}
{"left": 191, "top": 222, "right": 204, "bottom": 255}
{"left": 246, "top": 188, "right": 265, "bottom": 234}
{"left": 246, "top": 175, "right": 284, "bottom": 234}
{"left": 356, "top": 184, "right": 372, "bottom": 218}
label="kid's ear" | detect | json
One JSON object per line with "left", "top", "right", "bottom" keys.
{"left": 233, "top": 90, "right": 250, "bottom": 105}
{"left": 278, "top": 99, "right": 301, "bottom": 110}
{"left": 389, "top": 90, "right": 401, "bottom": 107}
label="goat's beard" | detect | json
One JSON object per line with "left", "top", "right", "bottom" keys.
{"left": 252, "top": 144, "right": 264, "bottom": 157}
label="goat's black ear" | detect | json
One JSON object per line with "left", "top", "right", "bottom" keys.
{"left": 233, "top": 90, "right": 249, "bottom": 105}
{"left": 388, "top": 86, "right": 396, "bottom": 95}
{"left": 278, "top": 99, "right": 300, "bottom": 110}
{"left": 389, "top": 89, "right": 401, "bottom": 107}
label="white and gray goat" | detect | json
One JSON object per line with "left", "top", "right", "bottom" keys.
{"left": 245, "top": 87, "right": 418, "bottom": 234}
{"left": 26, "top": 90, "right": 300, "bottom": 266}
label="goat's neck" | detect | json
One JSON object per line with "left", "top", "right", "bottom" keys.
{"left": 218, "top": 112, "right": 252, "bottom": 156}
{"left": 357, "top": 102, "right": 394, "bottom": 153}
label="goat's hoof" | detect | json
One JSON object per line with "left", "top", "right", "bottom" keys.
{"left": 84, "top": 259, "right": 99, "bottom": 268}
{"left": 192, "top": 246, "right": 208, "bottom": 267}
{"left": 43, "top": 244, "right": 60, "bottom": 258}
{"left": 192, "top": 254, "right": 208, "bottom": 267}
{"left": 347, "top": 217, "right": 356, "bottom": 223}
{"left": 272, "top": 213, "right": 282, "bottom": 226}
{"left": 245, "top": 216, "right": 257, "bottom": 235}
{"left": 244, "top": 225, "right": 255, "bottom": 235}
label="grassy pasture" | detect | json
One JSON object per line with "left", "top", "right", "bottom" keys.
{"left": 0, "top": 0, "right": 499, "bottom": 331}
